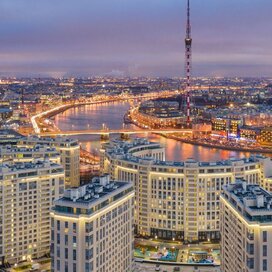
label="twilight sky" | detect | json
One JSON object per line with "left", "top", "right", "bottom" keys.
{"left": 0, "top": 0, "right": 271, "bottom": 77}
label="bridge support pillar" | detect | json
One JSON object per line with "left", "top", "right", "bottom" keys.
{"left": 100, "top": 133, "right": 110, "bottom": 141}
{"left": 120, "top": 133, "right": 130, "bottom": 140}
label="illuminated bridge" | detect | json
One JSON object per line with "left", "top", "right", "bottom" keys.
{"left": 40, "top": 128, "right": 195, "bottom": 137}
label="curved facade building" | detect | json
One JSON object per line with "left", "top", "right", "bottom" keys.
{"left": 101, "top": 139, "right": 272, "bottom": 242}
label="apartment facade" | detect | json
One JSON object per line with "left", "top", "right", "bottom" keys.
{"left": 0, "top": 160, "right": 64, "bottom": 265}
{"left": 19, "top": 136, "right": 80, "bottom": 188}
{"left": 101, "top": 139, "right": 272, "bottom": 242}
{"left": 51, "top": 175, "right": 134, "bottom": 272}
{"left": 220, "top": 181, "right": 272, "bottom": 272}
{"left": 0, "top": 145, "right": 60, "bottom": 164}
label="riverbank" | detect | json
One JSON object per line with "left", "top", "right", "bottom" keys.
{"left": 166, "top": 134, "right": 272, "bottom": 154}
{"left": 127, "top": 111, "right": 272, "bottom": 154}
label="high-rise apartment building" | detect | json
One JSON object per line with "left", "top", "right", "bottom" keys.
{"left": 0, "top": 160, "right": 65, "bottom": 265}
{"left": 50, "top": 175, "right": 134, "bottom": 272}
{"left": 0, "top": 145, "right": 60, "bottom": 164}
{"left": 19, "top": 136, "right": 80, "bottom": 188}
{"left": 220, "top": 181, "right": 272, "bottom": 272}
{"left": 101, "top": 139, "right": 272, "bottom": 242}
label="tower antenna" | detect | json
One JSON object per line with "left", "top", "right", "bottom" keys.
{"left": 185, "top": 0, "right": 192, "bottom": 127}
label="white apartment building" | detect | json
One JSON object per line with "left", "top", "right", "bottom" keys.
{"left": 0, "top": 145, "right": 60, "bottom": 164}
{"left": 0, "top": 160, "right": 65, "bottom": 265}
{"left": 220, "top": 181, "right": 272, "bottom": 272}
{"left": 101, "top": 139, "right": 272, "bottom": 242}
{"left": 19, "top": 136, "right": 80, "bottom": 188}
{"left": 50, "top": 175, "right": 134, "bottom": 272}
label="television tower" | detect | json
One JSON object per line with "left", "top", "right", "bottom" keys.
{"left": 185, "top": 0, "right": 192, "bottom": 127}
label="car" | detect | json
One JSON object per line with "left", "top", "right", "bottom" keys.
{"left": 134, "top": 258, "right": 144, "bottom": 263}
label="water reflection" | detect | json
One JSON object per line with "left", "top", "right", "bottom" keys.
{"left": 55, "top": 102, "right": 251, "bottom": 162}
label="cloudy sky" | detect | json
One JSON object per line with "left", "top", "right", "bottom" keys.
{"left": 0, "top": 0, "right": 271, "bottom": 77}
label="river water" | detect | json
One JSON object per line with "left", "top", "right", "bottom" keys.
{"left": 54, "top": 101, "right": 250, "bottom": 162}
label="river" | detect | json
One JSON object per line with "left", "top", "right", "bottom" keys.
{"left": 54, "top": 101, "right": 251, "bottom": 162}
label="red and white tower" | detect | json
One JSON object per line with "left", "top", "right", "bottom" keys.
{"left": 185, "top": 0, "right": 192, "bottom": 127}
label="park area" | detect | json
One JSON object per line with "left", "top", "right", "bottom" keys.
{"left": 135, "top": 244, "right": 178, "bottom": 262}
{"left": 134, "top": 241, "right": 220, "bottom": 265}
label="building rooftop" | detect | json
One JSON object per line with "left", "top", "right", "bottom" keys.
{"left": 222, "top": 180, "right": 272, "bottom": 224}
{"left": 21, "top": 135, "right": 79, "bottom": 146}
{"left": 53, "top": 175, "right": 133, "bottom": 215}
{"left": 0, "top": 160, "right": 63, "bottom": 175}
{"left": 0, "top": 108, "right": 12, "bottom": 113}
{"left": 104, "top": 139, "right": 269, "bottom": 168}
{"left": 0, "top": 144, "right": 58, "bottom": 154}
{"left": 0, "top": 129, "right": 23, "bottom": 145}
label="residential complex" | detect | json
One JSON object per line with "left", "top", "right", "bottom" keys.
{"left": 0, "top": 160, "right": 64, "bottom": 265}
{"left": 0, "top": 145, "right": 60, "bottom": 164}
{"left": 101, "top": 139, "right": 272, "bottom": 242}
{"left": 19, "top": 136, "right": 80, "bottom": 188}
{"left": 220, "top": 181, "right": 272, "bottom": 272}
{"left": 50, "top": 175, "right": 134, "bottom": 272}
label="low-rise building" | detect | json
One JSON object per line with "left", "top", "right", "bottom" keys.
{"left": 240, "top": 126, "right": 261, "bottom": 141}
{"left": 258, "top": 127, "right": 272, "bottom": 147}
{"left": 211, "top": 117, "right": 243, "bottom": 137}
{"left": 220, "top": 181, "right": 272, "bottom": 272}
{"left": 50, "top": 175, "right": 134, "bottom": 272}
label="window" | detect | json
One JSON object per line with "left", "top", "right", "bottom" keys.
{"left": 263, "top": 259, "right": 267, "bottom": 271}
{"left": 73, "top": 222, "right": 77, "bottom": 233}
{"left": 57, "top": 247, "right": 60, "bottom": 258}
{"left": 19, "top": 183, "right": 27, "bottom": 191}
{"left": 51, "top": 218, "right": 54, "bottom": 228}
{"left": 65, "top": 248, "right": 68, "bottom": 259}
{"left": 86, "top": 249, "right": 93, "bottom": 260}
{"left": 247, "top": 257, "right": 254, "bottom": 269}
{"left": 85, "top": 222, "right": 93, "bottom": 233}
{"left": 57, "top": 220, "right": 60, "bottom": 231}
{"left": 73, "top": 249, "right": 77, "bottom": 261}
{"left": 73, "top": 236, "right": 77, "bottom": 247}
{"left": 85, "top": 235, "right": 93, "bottom": 247}
{"left": 247, "top": 242, "right": 254, "bottom": 255}
{"left": 263, "top": 245, "right": 267, "bottom": 257}
{"left": 263, "top": 231, "right": 267, "bottom": 242}
{"left": 29, "top": 181, "right": 37, "bottom": 189}
{"left": 85, "top": 263, "right": 90, "bottom": 272}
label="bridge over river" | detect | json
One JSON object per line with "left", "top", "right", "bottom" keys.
{"left": 40, "top": 128, "right": 196, "bottom": 137}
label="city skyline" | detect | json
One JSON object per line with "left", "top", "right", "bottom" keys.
{"left": 1, "top": 0, "right": 272, "bottom": 78}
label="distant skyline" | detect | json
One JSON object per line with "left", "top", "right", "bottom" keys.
{"left": 0, "top": 0, "right": 272, "bottom": 78}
